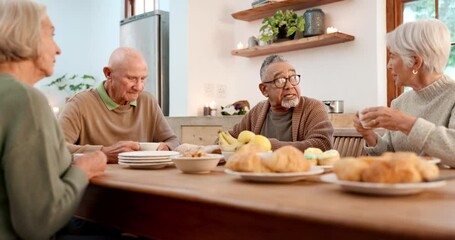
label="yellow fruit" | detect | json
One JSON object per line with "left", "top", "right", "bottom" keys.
{"left": 249, "top": 135, "right": 272, "bottom": 152}
{"left": 238, "top": 130, "right": 255, "bottom": 143}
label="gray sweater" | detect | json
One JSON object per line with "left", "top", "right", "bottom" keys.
{"left": 365, "top": 75, "right": 455, "bottom": 167}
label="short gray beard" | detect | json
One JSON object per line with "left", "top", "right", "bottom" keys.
{"left": 281, "top": 97, "right": 299, "bottom": 108}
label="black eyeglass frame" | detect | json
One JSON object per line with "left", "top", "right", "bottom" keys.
{"left": 262, "top": 75, "right": 301, "bottom": 88}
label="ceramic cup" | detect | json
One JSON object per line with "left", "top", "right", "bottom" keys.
{"left": 72, "top": 153, "right": 85, "bottom": 162}
{"left": 358, "top": 108, "right": 372, "bottom": 129}
{"left": 139, "top": 142, "right": 160, "bottom": 151}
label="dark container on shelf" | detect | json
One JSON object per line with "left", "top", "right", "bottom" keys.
{"left": 304, "top": 9, "right": 325, "bottom": 37}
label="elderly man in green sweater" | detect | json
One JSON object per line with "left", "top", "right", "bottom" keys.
{"left": 59, "top": 47, "right": 179, "bottom": 163}
{"left": 230, "top": 55, "right": 333, "bottom": 151}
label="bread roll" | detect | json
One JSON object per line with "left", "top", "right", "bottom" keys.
{"left": 333, "top": 157, "right": 370, "bottom": 181}
{"left": 225, "top": 152, "right": 271, "bottom": 173}
{"left": 262, "top": 146, "right": 310, "bottom": 172}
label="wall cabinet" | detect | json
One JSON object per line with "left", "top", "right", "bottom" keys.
{"left": 231, "top": 0, "right": 354, "bottom": 57}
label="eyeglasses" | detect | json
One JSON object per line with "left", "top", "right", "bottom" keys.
{"left": 263, "top": 75, "right": 301, "bottom": 88}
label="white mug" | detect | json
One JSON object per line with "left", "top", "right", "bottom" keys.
{"left": 139, "top": 142, "right": 160, "bottom": 151}
{"left": 358, "top": 108, "right": 373, "bottom": 129}
{"left": 72, "top": 153, "right": 85, "bottom": 162}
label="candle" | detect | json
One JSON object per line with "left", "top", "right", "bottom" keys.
{"left": 236, "top": 41, "right": 244, "bottom": 49}
{"left": 203, "top": 103, "right": 210, "bottom": 116}
{"left": 326, "top": 26, "right": 338, "bottom": 34}
{"left": 209, "top": 101, "right": 217, "bottom": 116}
{"left": 52, "top": 106, "right": 59, "bottom": 117}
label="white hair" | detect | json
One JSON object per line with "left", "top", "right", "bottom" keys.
{"left": 386, "top": 19, "right": 451, "bottom": 74}
{"left": 0, "top": 0, "right": 47, "bottom": 62}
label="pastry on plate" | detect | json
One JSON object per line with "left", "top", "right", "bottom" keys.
{"left": 333, "top": 157, "right": 370, "bottom": 181}
{"left": 262, "top": 146, "right": 310, "bottom": 172}
{"left": 303, "top": 147, "right": 322, "bottom": 167}
{"left": 318, "top": 149, "right": 340, "bottom": 166}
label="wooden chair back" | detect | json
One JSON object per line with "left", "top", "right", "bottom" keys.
{"left": 333, "top": 128, "right": 366, "bottom": 157}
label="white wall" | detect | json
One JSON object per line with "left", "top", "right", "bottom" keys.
{"left": 34, "top": 0, "right": 387, "bottom": 115}
{"left": 180, "top": 0, "right": 387, "bottom": 116}
{"left": 34, "top": 0, "right": 122, "bottom": 108}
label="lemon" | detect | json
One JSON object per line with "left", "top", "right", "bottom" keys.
{"left": 238, "top": 130, "right": 256, "bottom": 143}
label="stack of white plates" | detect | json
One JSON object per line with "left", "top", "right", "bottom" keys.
{"left": 118, "top": 151, "right": 179, "bottom": 169}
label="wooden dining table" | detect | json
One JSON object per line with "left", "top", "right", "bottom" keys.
{"left": 75, "top": 164, "right": 455, "bottom": 240}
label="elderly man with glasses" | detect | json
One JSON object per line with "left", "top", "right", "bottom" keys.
{"left": 230, "top": 55, "right": 333, "bottom": 151}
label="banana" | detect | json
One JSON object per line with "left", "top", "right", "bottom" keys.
{"left": 221, "top": 131, "right": 240, "bottom": 146}
{"left": 218, "top": 130, "right": 244, "bottom": 152}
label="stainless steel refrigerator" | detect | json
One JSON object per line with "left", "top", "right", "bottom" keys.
{"left": 120, "top": 10, "right": 169, "bottom": 115}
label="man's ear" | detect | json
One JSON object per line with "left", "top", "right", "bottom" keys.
{"left": 103, "top": 67, "right": 111, "bottom": 79}
{"left": 259, "top": 83, "right": 268, "bottom": 97}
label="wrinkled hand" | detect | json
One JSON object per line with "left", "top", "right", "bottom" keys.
{"left": 361, "top": 106, "right": 416, "bottom": 135}
{"left": 156, "top": 142, "right": 170, "bottom": 151}
{"left": 101, "top": 141, "right": 140, "bottom": 163}
{"left": 353, "top": 111, "right": 378, "bottom": 147}
{"left": 73, "top": 151, "right": 107, "bottom": 179}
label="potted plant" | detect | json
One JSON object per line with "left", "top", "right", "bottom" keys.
{"left": 259, "top": 9, "right": 305, "bottom": 43}
{"left": 46, "top": 73, "right": 96, "bottom": 96}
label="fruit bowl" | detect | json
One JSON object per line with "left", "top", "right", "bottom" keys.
{"left": 171, "top": 154, "right": 222, "bottom": 174}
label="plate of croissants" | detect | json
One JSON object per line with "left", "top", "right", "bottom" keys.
{"left": 224, "top": 145, "right": 325, "bottom": 183}
{"left": 320, "top": 152, "right": 446, "bottom": 195}
{"left": 225, "top": 167, "right": 324, "bottom": 183}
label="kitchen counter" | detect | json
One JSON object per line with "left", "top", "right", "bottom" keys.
{"left": 166, "top": 113, "right": 354, "bottom": 145}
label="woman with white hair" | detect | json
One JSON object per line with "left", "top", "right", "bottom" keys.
{"left": 354, "top": 19, "right": 455, "bottom": 167}
{"left": 0, "top": 0, "right": 106, "bottom": 238}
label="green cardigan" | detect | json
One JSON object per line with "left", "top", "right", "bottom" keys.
{"left": 0, "top": 73, "right": 88, "bottom": 239}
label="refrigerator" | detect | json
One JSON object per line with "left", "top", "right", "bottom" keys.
{"left": 120, "top": 10, "right": 170, "bottom": 115}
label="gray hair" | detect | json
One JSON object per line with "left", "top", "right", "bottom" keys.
{"left": 386, "top": 19, "right": 451, "bottom": 74}
{"left": 260, "top": 55, "right": 288, "bottom": 82}
{"left": 0, "top": 0, "right": 47, "bottom": 63}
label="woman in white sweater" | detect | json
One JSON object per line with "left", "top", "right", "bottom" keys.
{"left": 354, "top": 19, "right": 455, "bottom": 167}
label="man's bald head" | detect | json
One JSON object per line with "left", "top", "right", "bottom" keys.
{"left": 103, "top": 47, "right": 148, "bottom": 105}
{"left": 108, "top": 47, "right": 146, "bottom": 70}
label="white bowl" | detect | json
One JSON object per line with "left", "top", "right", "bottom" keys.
{"left": 171, "top": 154, "right": 222, "bottom": 174}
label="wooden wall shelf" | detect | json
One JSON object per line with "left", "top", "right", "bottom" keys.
{"left": 232, "top": 0, "right": 344, "bottom": 22}
{"left": 231, "top": 32, "right": 354, "bottom": 58}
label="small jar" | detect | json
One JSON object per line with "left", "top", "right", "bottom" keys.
{"left": 304, "top": 9, "right": 325, "bottom": 37}
{"left": 248, "top": 36, "right": 258, "bottom": 48}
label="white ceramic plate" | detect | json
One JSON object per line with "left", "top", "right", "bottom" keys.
{"left": 426, "top": 158, "right": 441, "bottom": 165}
{"left": 118, "top": 161, "right": 174, "bottom": 169}
{"left": 224, "top": 166, "right": 324, "bottom": 183}
{"left": 118, "top": 158, "right": 172, "bottom": 163}
{"left": 171, "top": 154, "right": 223, "bottom": 161}
{"left": 320, "top": 173, "right": 446, "bottom": 196}
{"left": 318, "top": 165, "right": 333, "bottom": 170}
{"left": 118, "top": 155, "right": 171, "bottom": 160}
{"left": 118, "top": 151, "right": 179, "bottom": 158}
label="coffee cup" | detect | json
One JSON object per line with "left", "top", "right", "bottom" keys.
{"left": 72, "top": 153, "right": 85, "bottom": 162}
{"left": 139, "top": 142, "right": 160, "bottom": 151}
{"left": 358, "top": 108, "right": 372, "bottom": 129}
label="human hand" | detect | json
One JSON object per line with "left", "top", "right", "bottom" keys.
{"left": 353, "top": 111, "right": 378, "bottom": 147}
{"left": 73, "top": 151, "right": 107, "bottom": 179}
{"left": 101, "top": 141, "right": 140, "bottom": 163}
{"left": 156, "top": 142, "right": 170, "bottom": 151}
{"left": 361, "top": 106, "right": 416, "bottom": 135}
